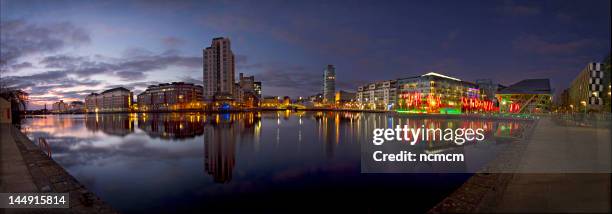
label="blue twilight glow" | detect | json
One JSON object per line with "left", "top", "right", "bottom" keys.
{"left": 0, "top": 0, "right": 609, "bottom": 109}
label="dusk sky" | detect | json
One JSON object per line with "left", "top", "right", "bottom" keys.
{"left": 1, "top": 0, "right": 610, "bottom": 109}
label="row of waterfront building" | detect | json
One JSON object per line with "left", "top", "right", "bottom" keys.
{"left": 47, "top": 37, "right": 609, "bottom": 114}
{"left": 50, "top": 100, "right": 85, "bottom": 113}
{"left": 351, "top": 61, "right": 610, "bottom": 114}
{"left": 353, "top": 72, "right": 552, "bottom": 114}
{"left": 78, "top": 80, "right": 260, "bottom": 113}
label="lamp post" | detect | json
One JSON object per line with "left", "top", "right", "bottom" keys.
{"left": 580, "top": 101, "right": 587, "bottom": 116}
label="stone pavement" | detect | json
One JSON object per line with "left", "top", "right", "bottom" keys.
{"left": 1, "top": 124, "right": 38, "bottom": 193}
{"left": 486, "top": 173, "right": 610, "bottom": 213}
{"left": 1, "top": 124, "right": 116, "bottom": 214}
{"left": 481, "top": 117, "right": 611, "bottom": 213}
{"left": 430, "top": 117, "right": 611, "bottom": 213}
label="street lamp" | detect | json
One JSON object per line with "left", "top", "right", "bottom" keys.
{"left": 580, "top": 101, "right": 587, "bottom": 115}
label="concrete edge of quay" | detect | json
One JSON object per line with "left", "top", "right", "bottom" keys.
{"left": 3, "top": 124, "right": 117, "bottom": 214}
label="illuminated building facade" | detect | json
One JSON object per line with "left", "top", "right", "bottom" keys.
{"left": 496, "top": 79, "right": 552, "bottom": 113}
{"left": 396, "top": 72, "right": 483, "bottom": 114}
{"left": 52, "top": 100, "right": 68, "bottom": 113}
{"left": 323, "top": 65, "right": 336, "bottom": 103}
{"left": 357, "top": 80, "right": 397, "bottom": 110}
{"left": 334, "top": 90, "right": 356, "bottom": 109}
{"left": 85, "top": 87, "right": 133, "bottom": 113}
{"left": 69, "top": 101, "right": 85, "bottom": 113}
{"left": 335, "top": 90, "right": 356, "bottom": 104}
{"left": 309, "top": 93, "right": 323, "bottom": 103}
{"left": 85, "top": 94, "right": 97, "bottom": 112}
{"left": 282, "top": 96, "right": 291, "bottom": 105}
{"left": 260, "top": 96, "right": 280, "bottom": 108}
{"left": 233, "top": 73, "right": 261, "bottom": 108}
{"left": 254, "top": 82, "right": 262, "bottom": 99}
{"left": 203, "top": 37, "right": 235, "bottom": 102}
{"left": 567, "top": 62, "right": 606, "bottom": 112}
{"left": 137, "top": 82, "right": 203, "bottom": 111}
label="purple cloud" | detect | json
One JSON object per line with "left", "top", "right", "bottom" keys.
{"left": 513, "top": 35, "right": 597, "bottom": 55}
{"left": 0, "top": 19, "right": 90, "bottom": 66}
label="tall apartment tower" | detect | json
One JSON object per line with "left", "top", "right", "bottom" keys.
{"left": 323, "top": 65, "right": 336, "bottom": 103}
{"left": 203, "top": 37, "right": 235, "bottom": 101}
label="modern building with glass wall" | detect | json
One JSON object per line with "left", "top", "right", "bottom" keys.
{"left": 496, "top": 79, "right": 552, "bottom": 113}
{"left": 137, "top": 82, "right": 203, "bottom": 112}
{"left": 323, "top": 65, "right": 336, "bottom": 104}
{"left": 395, "top": 72, "right": 483, "bottom": 114}
{"left": 254, "top": 82, "right": 262, "bottom": 99}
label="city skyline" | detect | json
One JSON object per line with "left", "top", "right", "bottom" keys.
{"left": 1, "top": 0, "right": 610, "bottom": 109}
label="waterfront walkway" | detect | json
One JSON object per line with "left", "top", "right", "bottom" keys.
{"left": 1, "top": 124, "right": 115, "bottom": 213}
{"left": 430, "top": 117, "right": 611, "bottom": 213}
{"left": 1, "top": 124, "right": 38, "bottom": 193}
{"left": 485, "top": 117, "right": 611, "bottom": 213}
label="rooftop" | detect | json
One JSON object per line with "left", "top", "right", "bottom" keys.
{"left": 102, "top": 87, "right": 130, "bottom": 94}
{"left": 421, "top": 72, "right": 461, "bottom": 81}
{"left": 497, "top": 79, "right": 551, "bottom": 94}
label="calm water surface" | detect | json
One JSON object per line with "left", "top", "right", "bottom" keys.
{"left": 20, "top": 112, "right": 531, "bottom": 213}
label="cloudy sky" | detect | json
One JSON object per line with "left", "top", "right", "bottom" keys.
{"left": 1, "top": 0, "right": 610, "bottom": 109}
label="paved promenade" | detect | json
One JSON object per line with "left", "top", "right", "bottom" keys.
{"left": 1, "top": 124, "right": 115, "bottom": 213}
{"left": 1, "top": 125, "right": 38, "bottom": 193}
{"left": 431, "top": 116, "right": 611, "bottom": 213}
{"left": 485, "top": 117, "right": 611, "bottom": 213}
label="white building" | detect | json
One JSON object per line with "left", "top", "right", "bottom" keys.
{"left": 85, "top": 87, "right": 133, "bottom": 112}
{"left": 357, "top": 80, "right": 397, "bottom": 110}
{"left": 52, "top": 100, "right": 68, "bottom": 113}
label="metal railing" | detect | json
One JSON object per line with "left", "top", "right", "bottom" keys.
{"left": 37, "top": 137, "right": 52, "bottom": 158}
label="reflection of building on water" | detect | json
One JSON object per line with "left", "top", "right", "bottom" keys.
{"left": 138, "top": 114, "right": 204, "bottom": 139}
{"left": 204, "top": 116, "right": 235, "bottom": 183}
{"left": 313, "top": 111, "right": 335, "bottom": 158}
{"left": 85, "top": 114, "right": 134, "bottom": 136}
{"left": 312, "top": 111, "right": 362, "bottom": 158}
{"left": 204, "top": 113, "right": 261, "bottom": 183}
{"left": 85, "top": 113, "right": 206, "bottom": 139}
{"left": 494, "top": 121, "right": 528, "bottom": 139}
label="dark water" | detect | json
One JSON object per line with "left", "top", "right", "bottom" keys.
{"left": 20, "top": 112, "right": 531, "bottom": 213}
